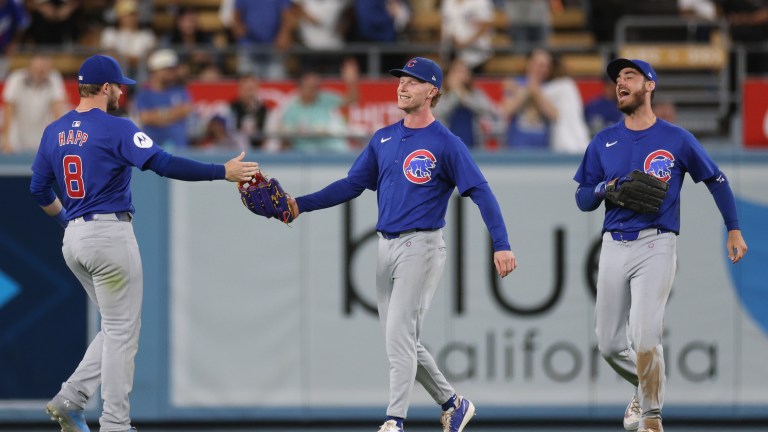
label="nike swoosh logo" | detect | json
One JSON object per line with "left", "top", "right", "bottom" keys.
{"left": 381, "top": 137, "right": 392, "bottom": 143}
{"left": 606, "top": 141, "right": 618, "bottom": 147}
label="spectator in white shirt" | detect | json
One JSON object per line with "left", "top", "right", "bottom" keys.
{"left": 441, "top": 0, "right": 495, "bottom": 72}
{"left": 294, "top": 0, "right": 353, "bottom": 73}
{"left": 100, "top": 0, "right": 157, "bottom": 80}
{"left": 1, "top": 55, "right": 68, "bottom": 153}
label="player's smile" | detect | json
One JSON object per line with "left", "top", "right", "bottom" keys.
{"left": 398, "top": 92, "right": 425, "bottom": 113}
{"left": 397, "top": 93, "right": 413, "bottom": 111}
{"left": 616, "top": 83, "right": 646, "bottom": 115}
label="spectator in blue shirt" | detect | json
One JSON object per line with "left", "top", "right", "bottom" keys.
{"left": 162, "top": 6, "right": 222, "bottom": 79}
{"left": 232, "top": 0, "right": 295, "bottom": 79}
{"left": 500, "top": 48, "right": 557, "bottom": 150}
{"left": 134, "top": 49, "right": 194, "bottom": 149}
{"left": 433, "top": 58, "right": 498, "bottom": 149}
{"left": 584, "top": 77, "right": 623, "bottom": 137}
{"left": 348, "top": 0, "right": 410, "bottom": 72}
{"left": 0, "top": 0, "right": 25, "bottom": 78}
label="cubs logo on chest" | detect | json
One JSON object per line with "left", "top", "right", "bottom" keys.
{"left": 403, "top": 149, "right": 437, "bottom": 184}
{"left": 644, "top": 149, "right": 675, "bottom": 181}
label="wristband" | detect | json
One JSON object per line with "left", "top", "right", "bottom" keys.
{"left": 55, "top": 207, "right": 68, "bottom": 228}
{"left": 594, "top": 181, "right": 607, "bottom": 199}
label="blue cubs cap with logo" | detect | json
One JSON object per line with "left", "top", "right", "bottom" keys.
{"left": 390, "top": 57, "right": 443, "bottom": 90}
{"left": 78, "top": 55, "right": 136, "bottom": 85}
{"left": 607, "top": 58, "right": 657, "bottom": 85}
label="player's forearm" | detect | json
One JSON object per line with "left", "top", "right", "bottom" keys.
{"left": 30, "top": 170, "right": 58, "bottom": 206}
{"left": 31, "top": 172, "right": 68, "bottom": 227}
{"left": 295, "top": 178, "right": 365, "bottom": 213}
{"left": 39, "top": 196, "right": 68, "bottom": 228}
{"left": 705, "top": 173, "right": 740, "bottom": 230}
{"left": 467, "top": 183, "right": 511, "bottom": 251}
{"left": 145, "top": 151, "right": 225, "bottom": 181}
{"left": 40, "top": 198, "right": 63, "bottom": 217}
{"left": 575, "top": 184, "right": 603, "bottom": 211}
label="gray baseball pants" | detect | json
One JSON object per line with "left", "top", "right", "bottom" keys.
{"left": 58, "top": 215, "right": 142, "bottom": 432}
{"left": 376, "top": 229, "right": 455, "bottom": 419}
{"left": 595, "top": 229, "right": 677, "bottom": 423}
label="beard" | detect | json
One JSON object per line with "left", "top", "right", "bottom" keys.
{"left": 107, "top": 87, "right": 120, "bottom": 112}
{"left": 618, "top": 87, "right": 647, "bottom": 115}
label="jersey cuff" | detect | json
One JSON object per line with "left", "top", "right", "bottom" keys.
{"left": 30, "top": 171, "right": 57, "bottom": 207}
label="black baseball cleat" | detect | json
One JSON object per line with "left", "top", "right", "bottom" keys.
{"left": 46, "top": 395, "right": 90, "bottom": 432}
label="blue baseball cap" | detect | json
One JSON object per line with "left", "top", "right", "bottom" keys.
{"left": 78, "top": 55, "right": 136, "bottom": 85}
{"left": 607, "top": 58, "right": 657, "bottom": 85}
{"left": 390, "top": 57, "right": 443, "bottom": 90}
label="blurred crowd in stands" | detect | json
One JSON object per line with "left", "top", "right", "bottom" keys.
{"left": 0, "top": 0, "right": 765, "bottom": 154}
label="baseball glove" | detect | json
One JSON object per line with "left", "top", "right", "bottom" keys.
{"left": 604, "top": 170, "right": 669, "bottom": 214}
{"left": 238, "top": 170, "right": 295, "bottom": 224}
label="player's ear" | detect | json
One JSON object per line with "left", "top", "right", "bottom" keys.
{"left": 647, "top": 81, "right": 656, "bottom": 92}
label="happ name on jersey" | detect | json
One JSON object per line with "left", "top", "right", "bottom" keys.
{"left": 59, "top": 124, "right": 88, "bottom": 147}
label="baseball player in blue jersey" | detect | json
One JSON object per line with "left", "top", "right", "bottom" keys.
{"left": 574, "top": 58, "right": 748, "bottom": 432}
{"left": 29, "top": 55, "right": 259, "bottom": 432}
{"left": 286, "top": 57, "right": 517, "bottom": 432}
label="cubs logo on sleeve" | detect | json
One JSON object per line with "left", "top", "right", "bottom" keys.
{"left": 644, "top": 149, "right": 675, "bottom": 181}
{"left": 403, "top": 149, "right": 436, "bottom": 184}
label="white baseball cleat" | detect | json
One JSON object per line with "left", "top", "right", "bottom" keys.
{"left": 623, "top": 393, "right": 641, "bottom": 430}
{"left": 440, "top": 396, "right": 476, "bottom": 432}
{"left": 638, "top": 416, "right": 663, "bottom": 432}
{"left": 377, "top": 419, "right": 404, "bottom": 432}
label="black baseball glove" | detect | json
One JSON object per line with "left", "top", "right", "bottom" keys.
{"left": 238, "top": 170, "right": 295, "bottom": 224}
{"left": 604, "top": 170, "right": 669, "bottom": 214}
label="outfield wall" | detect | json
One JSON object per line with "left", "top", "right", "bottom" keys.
{"left": 1, "top": 151, "right": 767, "bottom": 423}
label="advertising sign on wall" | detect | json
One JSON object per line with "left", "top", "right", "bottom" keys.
{"left": 743, "top": 79, "right": 768, "bottom": 147}
{"left": 0, "top": 176, "right": 87, "bottom": 402}
{"left": 168, "top": 162, "right": 768, "bottom": 418}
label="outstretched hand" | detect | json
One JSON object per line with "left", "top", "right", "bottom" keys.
{"left": 727, "top": 229, "right": 747, "bottom": 263}
{"left": 224, "top": 152, "right": 259, "bottom": 182}
{"left": 287, "top": 196, "right": 300, "bottom": 220}
{"left": 494, "top": 250, "right": 517, "bottom": 278}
